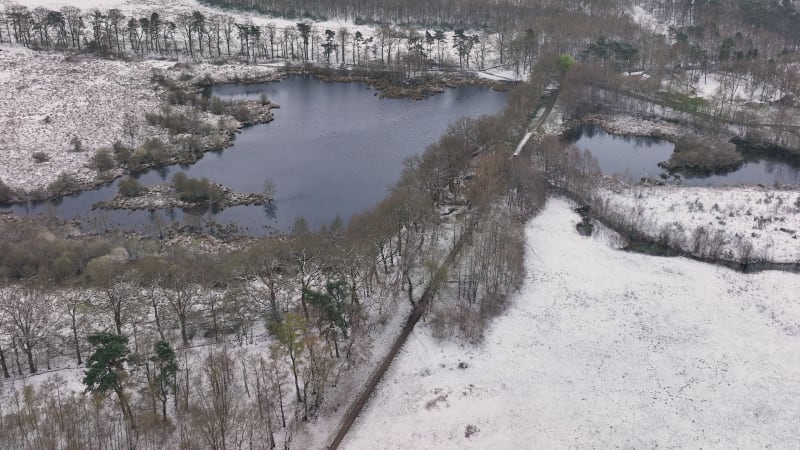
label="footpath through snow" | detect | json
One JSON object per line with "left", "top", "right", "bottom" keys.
{"left": 342, "top": 198, "right": 800, "bottom": 448}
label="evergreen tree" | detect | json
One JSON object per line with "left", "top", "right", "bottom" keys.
{"left": 151, "top": 340, "right": 177, "bottom": 419}
{"left": 83, "top": 332, "right": 136, "bottom": 429}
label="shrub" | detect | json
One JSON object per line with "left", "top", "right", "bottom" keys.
{"left": 0, "top": 178, "right": 13, "bottom": 204}
{"left": 232, "top": 104, "right": 253, "bottom": 122}
{"left": 166, "top": 85, "right": 193, "bottom": 105}
{"left": 145, "top": 112, "right": 162, "bottom": 126}
{"left": 198, "top": 73, "right": 214, "bottom": 86}
{"left": 92, "top": 148, "right": 115, "bottom": 171}
{"left": 172, "top": 172, "right": 221, "bottom": 204}
{"left": 181, "top": 136, "right": 203, "bottom": 156}
{"left": 53, "top": 251, "right": 80, "bottom": 281}
{"left": 127, "top": 148, "right": 149, "bottom": 172}
{"left": 662, "top": 137, "right": 743, "bottom": 171}
{"left": 32, "top": 151, "right": 50, "bottom": 163}
{"left": 47, "top": 173, "right": 80, "bottom": 196}
{"left": 118, "top": 177, "right": 146, "bottom": 198}
{"left": 143, "top": 138, "right": 170, "bottom": 164}
{"left": 69, "top": 136, "right": 83, "bottom": 152}
{"left": 129, "top": 138, "right": 172, "bottom": 171}
{"left": 208, "top": 96, "right": 226, "bottom": 115}
{"left": 112, "top": 141, "right": 133, "bottom": 165}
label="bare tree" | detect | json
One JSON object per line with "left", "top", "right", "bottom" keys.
{"left": 163, "top": 257, "right": 203, "bottom": 347}
{"left": 0, "top": 288, "right": 58, "bottom": 374}
{"left": 189, "top": 349, "right": 242, "bottom": 450}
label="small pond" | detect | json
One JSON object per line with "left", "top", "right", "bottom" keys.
{"left": 9, "top": 76, "right": 508, "bottom": 235}
{"left": 570, "top": 126, "right": 800, "bottom": 186}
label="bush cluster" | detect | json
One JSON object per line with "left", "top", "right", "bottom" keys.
{"left": 0, "top": 178, "right": 14, "bottom": 204}
{"left": 172, "top": 172, "right": 222, "bottom": 204}
{"left": 118, "top": 177, "right": 147, "bottom": 198}
{"left": 127, "top": 138, "right": 172, "bottom": 172}
{"left": 664, "top": 137, "right": 743, "bottom": 171}
{"left": 91, "top": 148, "right": 115, "bottom": 172}
{"left": 32, "top": 151, "right": 50, "bottom": 163}
{"left": 145, "top": 108, "right": 214, "bottom": 136}
{"left": 47, "top": 173, "right": 81, "bottom": 196}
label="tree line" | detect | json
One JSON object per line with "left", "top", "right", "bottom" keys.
{"left": 0, "top": 4, "right": 544, "bottom": 75}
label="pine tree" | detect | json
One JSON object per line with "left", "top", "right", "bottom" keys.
{"left": 83, "top": 332, "right": 136, "bottom": 429}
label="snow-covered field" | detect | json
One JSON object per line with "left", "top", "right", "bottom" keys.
{"left": 343, "top": 198, "right": 800, "bottom": 448}
{"left": 0, "top": 46, "right": 163, "bottom": 191}
{"left": 599, "top": 185, "right": 800, "bottom": 263}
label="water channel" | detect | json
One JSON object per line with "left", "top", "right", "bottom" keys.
{"left": 9, "top": 76, "right": 508, "bottom": 235}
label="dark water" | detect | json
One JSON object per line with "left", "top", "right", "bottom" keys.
{"left": 571, "top": 127, "right": 800, "bottom": 186}
{"left": 9, "top": 76, "right": 507, "bottom": 235}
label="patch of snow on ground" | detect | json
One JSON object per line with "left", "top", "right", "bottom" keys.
{"left": 628, "top": 5, "right": 670, "bottom": 36}
{"left": 343, "top": 198, "right": 800, "bottom": 448}
{"left": 692, "top": 72, "right": 783, "bottom": 104}
{"left": 0, "top": 46, "right": 163, "bottom": 191}
{"left": 586, "top": 113, "right": 688, "bottom": 138}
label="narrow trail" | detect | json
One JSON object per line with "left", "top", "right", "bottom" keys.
{"left": 513, "top": 88, "right": 559, "bottom": 157}
{"left": 326, "top": 223, "right": 475, "bottom": 449}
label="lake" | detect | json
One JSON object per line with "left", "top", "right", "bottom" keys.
{"left": 9, "top": 76, "right": 508, "bottom": 235}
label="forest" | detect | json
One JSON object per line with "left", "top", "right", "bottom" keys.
{"left": 2, "top": 0, "right": 800, "bottom": 448}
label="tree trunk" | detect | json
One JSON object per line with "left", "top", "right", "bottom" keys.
{"left": 406, "top": 273, "right": 415, "bottom": 306}
{"left": 12, "top": 337, "right": 22, "bottom": 376}
{"left": 115, "top": 386, "right": 136, "bottom": 431}
{"left": 179, "top": 314, "right": 189, "bottom": 347}
{"left": 114, "top": 307, "right": 123, "bottom": 335}
{"left": 332, "top": 330, "right": 340, "bottom": 358}
{"left": 0, "top": 342, "right": 9, "bottom": 378}
{"left": 288, "top": 350, "right": 302, "bottom": 403}
{"left": 152, "top": 298, "right": 166, "bottom": 341}
{"left": 24, "top": 339, "right": 36, "bottom": 374}
{"left": 71, "top": 314, "right": 82, "bottom": 365}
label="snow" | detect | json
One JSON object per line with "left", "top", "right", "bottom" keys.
{"left": 628, "top": 5, "right": 670, "bottom": 37}
{"left": 599, "top": 185, "right": 800, "bottom": 263}
{"left": 512, "top": 131, "right": 532, "bottom": 156}
{"left": 583, "top": 113, "right": 687, "bottom": 138}
{"left": 692, "top": 72, "right": 783, "bottom": 104}
{"left": 0, "top": 0, "right": 112, "bottom": 9}
{"left": 343, "top": 198, "right": 800, "bottom": 448}
{"left": 476, "top": 67, "right": 523, "bottom": 82}
{"left": 0, "top": 46, "right": 163, "bottom": 191}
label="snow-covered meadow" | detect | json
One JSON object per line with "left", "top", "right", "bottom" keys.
{"left": 342, "top": 198, "right": 800, "bottom": 448}
{"left": 599, "top": 185, "right": 800, "bottom": 263}
{"left": 0, "top": 46, "right": 163, "bottom": 191}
